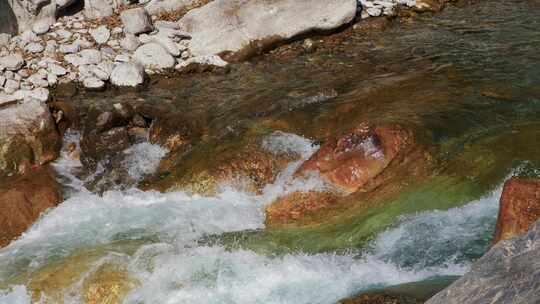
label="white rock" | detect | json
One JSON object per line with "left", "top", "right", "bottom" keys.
{"left": 110, "top": 62, "right": 145, "bottom": 87}
{"left": 0, "top": 76, "right": 6, "bottom": 87}
{"left": 32, "top": 19, "right": 52, "bottom": 35}
{"left": 114, "top": 54, "right": 131, "bottom": 62}
{"left": 73, "top": 38, "right": 93, "bottom": 49}
{"left": 48, "top": 63, "right": 67, "bottom": 76}
{"left": 25, "top": 42, "right": 45, "bottom": 53}
{"left": 21, "top": 30, "right": 39, "bottom": 46}
{"left": 0, "top": 54, "right": 25, "bottom": 71}
{"left": 47, "top": 73, "right": 58, "bottom": 86}
{"left": 79, "top": 49, "right": 102, "bottom": 65}
{"left": 133, "top": 43, "right": 175, "bottom": 70}
{"left": 44, "top": 40, "right": 57, "bottom": 54}
{"left": 91, "top": 60, "right": 115, "bottom": 81}
{"left": 175, "top": 55, "right": 228, "bottom": 71}
{"left": 83, "top": 77, "right": 105, "bottom": 90}
{"left": 120, "top": 34, "right": 141, "bottom": 51}
{"left": 56, "top": 29, "right": 73, "bottom": 40}
{"left": 27, "top": 73, "right": 49, "bottom": 88}
{"left": 145, "top": 0, "right": 197, "bottom": 15}
{"left": 84, "top": 0, "right": 119, "bottom": 19}
{"left": 0, "top": 93, "right": 17, "bottom": 104}
{"left": 89, "top": 25, "right": 111, "bottom": 44}
{"left": 144, "top": 33, "right": 181, "bottom": 56}
{"left": 121, "top": 8, "right": 153, "bottom": 35}
{"left": 5, "top": 79, "right": 20, "bottom": 94}
{"left": 64, "top": 54, "right": 82, "bottom": 66}
{"left": 59, "top": 43, "right": 80, "bottom": 54}
{"left": 179, "top": 0, "right": 358, "bottom": 57}
{"left": 112, "top": 27, "right": 124, "bottom": 35}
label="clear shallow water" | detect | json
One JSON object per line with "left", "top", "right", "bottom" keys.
{"left": 2, "top": 0, "right": 540, "bottom": 302}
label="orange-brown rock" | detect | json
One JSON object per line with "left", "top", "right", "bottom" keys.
{"left": 297, "top": 123, "right": 413, "bottom": 194}
{"left": 493, "top": 178, "right": 540, "bottom": 244}
{"left": 266, "top": 123, "right": 428, "bottom": 226}
{"left": 0, "top": 166, "right": 63, "bottom": 248}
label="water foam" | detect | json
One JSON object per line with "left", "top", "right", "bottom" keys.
{"left": 0, "top": 131, "right": 501, "bottom": 303}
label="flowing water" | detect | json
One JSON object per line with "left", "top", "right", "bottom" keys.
{"left": 1, "top": 0, "right": 540, "bottom": 303}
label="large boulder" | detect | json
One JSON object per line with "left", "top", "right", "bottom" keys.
{"left": 0, "top": 166, "right": 62, "bottom": 248}
{"left": 426, "top": 219, "right": 540, "bottom": 304}
{"left": 133, "top": 42, "right": 176, "bottom": 70}
{"left": 493, "top": 178, "right": 540, "bottom": 244}
{"left": 110, "top": 62, "right": 145, "bottom": 87}
{"left": 0, "top": 100, "right": 61, "bottom": 176}
{"left": 177, "top": 0, "right": 357, "bottom": 60}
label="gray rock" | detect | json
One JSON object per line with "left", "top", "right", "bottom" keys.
{"left": 0, "top": 54, "right": 25, "bottom": 71}
{"left": 178, "top": 0, "right": 357, "bottom": 58}
{"left": 0, "top": 75, "right": 6, "bottom": 87}
{"left": 21, "top": 30, "right": 39, "bottom": 46}
{"left": 133, "top": 42, "right": 175, "bottom": 70}
{"left": 64, "top": 54, "right": 82, "bottom": 66}
{"left": 120, "top": 33, "right": 141, "bottom": 51}
{"left": 120, "top": 8, "right": 153, "bottom": 35}
{"left": 0, "top": 34, "right": 12, "bottom": 47}
{"left": 83, "top": 77, "right": 105, "bottom": 90}
{"left": 89, "top": 25, "right": 111, "bottom": 44}
{"left": 25, "top": 42, "right": 44, "bottom": 53}
{"left": 427, "top": 219, "right": 540, "bottom": 304}
{"left": 110, "top": 62, "right": 145, "bottom": 86}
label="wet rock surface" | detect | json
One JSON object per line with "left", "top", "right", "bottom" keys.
{"left": 426, "top": 219, "right": 540, "bottom": 304}
{"left": 0, "top": 100, "right": 61, "bottom": 176}
{"left": 493, "top": 178, "right": 540, "bottom": 244}
{"left": 0, "top": 166, "right": 62, "bottom": 248}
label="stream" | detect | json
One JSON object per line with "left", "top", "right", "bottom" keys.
{"left": 1, "top": 0, "right": 540, "bottom": 303}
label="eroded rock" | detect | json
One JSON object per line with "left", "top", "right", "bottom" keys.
{"left": 493, "top": 178, "right": 540, "bottom": 244}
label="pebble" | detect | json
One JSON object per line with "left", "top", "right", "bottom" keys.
{"left": 59, "top": 43, "right": 80, "bottom": 54}
{"left": 25, "top": 42, "right": 44, "bottom": 53}
{"left": 32, "top": 19, "right": 51, "bottom": 35}
{"left": 89, "top": 25, "right": 111, "bottom": 44}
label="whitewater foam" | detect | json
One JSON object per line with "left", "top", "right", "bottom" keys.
{"left": 0, "top": 131, "right": 502, "bottom": 304}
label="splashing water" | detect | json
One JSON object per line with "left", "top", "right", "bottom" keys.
{"left": 0, "top": 131, "right": 501, "bottom": 303}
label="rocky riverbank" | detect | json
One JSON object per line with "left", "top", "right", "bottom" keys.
{"left": 0, "top": 0, "right": 447, "bottom": 103}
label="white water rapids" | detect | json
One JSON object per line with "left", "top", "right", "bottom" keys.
{"left": 0, "top": 131, "right": 501, "bottom": 304}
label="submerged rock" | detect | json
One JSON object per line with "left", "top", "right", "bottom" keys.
{"left": 493, "top": 178, "right": 540, "bottom": 244}
{"left": 426, "top": 219, "right": 540, "bottom": 304}
{"left": 0, "top": 167, "right": 62, "bottom": 248}
{"left": 178, "top": 0, "right": 357, "bottom": 60}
